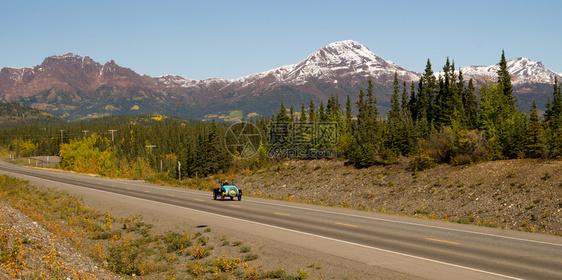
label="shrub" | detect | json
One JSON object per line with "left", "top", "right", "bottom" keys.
{"left": 162, "top": 232, "right": 192, "bottom": 253}
{"left": 240, "top": 245, "right": 251, "bottom": 253}
{"left": 244, "top": 254, "right": 259, "bottom": 261}
{"left": 189, "top": 244, "right": 210, "bottom": 259}
{"left": 187, "top": 262, "right": 210, "bottom": 277}
{"left": 296, "top": 267, "right": 310, "bottom": 279}
{"left": 410, "top": 154, "right": 436, "bottom": 171}
{"left": 211, "top": 254, "right": 242, "bottom": 273}
{"left": 262, "top": 268, "right": 288, "bottom": 279}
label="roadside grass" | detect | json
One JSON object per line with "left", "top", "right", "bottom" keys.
{"left": 0, "top": 147, "right": 10, "bottom": 159}
{"left": 0, "top": 174, "right": 308, "bottom": 279}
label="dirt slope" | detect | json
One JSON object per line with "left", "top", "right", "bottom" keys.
{"left": 235, "top": 158, "right": 562, "bottom": 236}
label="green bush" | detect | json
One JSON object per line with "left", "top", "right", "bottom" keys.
{"left": 410, "top": 154, "right": 436, "bottom": 171}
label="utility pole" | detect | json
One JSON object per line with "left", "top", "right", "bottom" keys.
{"left": 108, "top": 130, "right": 117, "bottom": 143}
{"left": 82, "top": 130, "right": 89, "bottom": 137}
{"left": 178, "top": 161, "right": 181, "bottom": 181}
{"left": 14, "top": 139, "right": 18, "bottom": 159}
{"left": 146, "top": 145, "right": 156, "bottom": 154}
{"left": 60, "top": 130, "right": 64, "bottom": 145}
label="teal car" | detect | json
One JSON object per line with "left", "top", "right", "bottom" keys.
{"left": 213, "top": 184, "right": 242, "bottom": 201}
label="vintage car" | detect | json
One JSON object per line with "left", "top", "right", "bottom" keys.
{"left": 213, "top": 183, "right": 242, "bottom": 201}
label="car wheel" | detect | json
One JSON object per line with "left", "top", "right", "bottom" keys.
{"left": 238, "top": 195, "right": 242, "bottom": 201}
{"left": 221, "top": 194, "right": 225, "bottom": 201}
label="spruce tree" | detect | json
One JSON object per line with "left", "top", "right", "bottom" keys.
{"left": 347, "top": 77, "right": 382, "bottom": 167}
{"left": 451, "top": 67, "right": 465, "bottom": 126}
{"left": 545, "top": 77, "right": 562, "bottom": 157}
{"left": 497, "top": 50, "right": 516, "bottom": 108}
{"left": 388, "top": 72, "right": 401, "bottom": 122}
{"left": 407, "top": 81, "right": 417, "bottom": 119}
{"left": 463, "top": 79, "right": 478, "bottom": 129}
{"left": 276, "top": 101, "right": 289, "bottom": 123}
{"left": 366, "top": 77, "right": 379, "bottom": 119}
{"left": 525, "top": 100, "right": 546, "bottom": 158}
{"left": 345, "top": 94, "right": 352, "bottom": 125}
{"left": 300, "top": 103, "right": 307, "bottom": 123}
{"left": 386, "top": 72, "right": 403, "bottom": 156}
{"left": 435, "top": 58, "right": 453, "bottom": 126}
{"left": 551, "top": 76, "right": 562, "bottom": 122}
{"left": 401, "top": 81, "right": 408, "bottom": 113}
{"left": 418, "top": 59, "right": 437, "bottom": 123}
{"left": 309, "top": 99, "right": 316, "bottom": 124}
{"left": 289, "top": 104, "right": 295, "bottom": 123}
{"left": 319, "top": 101, "right": 327, "bottom": 121}
{"left": 335, "top": 94, "right": 341, "bottom": 117}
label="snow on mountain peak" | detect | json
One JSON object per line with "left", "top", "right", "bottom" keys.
{"left": 305, "top": 40, "right": 383, "bottom": 69}
{"left": 51, "top": 53, "right": 83, "bottom": 60}
{"left": 157, "top": 40, "right": 421, "bottom": 90}
{"left": 156, "top": 41, "right": 560, "bottom": 93}
{"left": 458, "top": 57, "right": 560, "bottom": 85}
{"left": 282, "top": 40, "right": 419, "bottom": 84}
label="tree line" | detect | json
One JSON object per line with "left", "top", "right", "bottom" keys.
{"left": 0, "top": 115, "right": 232, "bottom": 179}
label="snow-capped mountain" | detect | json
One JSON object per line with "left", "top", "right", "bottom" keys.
{"left": 1, "top": 40, "right": 560, "bottom": 121}
{"left": 157, "top": 40, "right": 420, "bottom": 92}
{"left": 457, "top": 57, "right": 561, "bottom": 85}
{"left": 268, "top": 40, "right": 420, "bottom": 85}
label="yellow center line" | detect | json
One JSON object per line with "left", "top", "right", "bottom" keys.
{"left": 229, "top": 204, "right": 241, "bottom": 208}
{"left": 194, "top": 198, "right": 204, "bottom": 201}
{"left": 125, "top": 187, "right": 132, "bottom": 190}
{"left": 274, "top": 212, "right": 291, "bottom": 216}
{"left": 336, "top": 222, "right": 358, "bottom": 228}
{"left": 426, "top": 238, "right": 460, "bottom": 245}
{"left": 144, "top": 190, "right": 151, "bottom": 193}
{"left": 166, "top": 194, "right": 176, "bottom": 197}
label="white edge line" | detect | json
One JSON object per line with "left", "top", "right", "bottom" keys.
{"left": 245, "top": 199, "right": 562, "bottom": 248}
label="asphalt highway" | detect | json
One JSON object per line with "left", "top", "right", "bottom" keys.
{"left": 1, "top": 160, "right": 561, "bottom": 280}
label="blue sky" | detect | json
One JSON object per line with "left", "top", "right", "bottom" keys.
{"left": 1, "top": 0, "right": 561, "bottom": 80}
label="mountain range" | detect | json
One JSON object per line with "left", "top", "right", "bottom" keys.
{"left": 1, "top": 40, "right": 560, "bottom": 121}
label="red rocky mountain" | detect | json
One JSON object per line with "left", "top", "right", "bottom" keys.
{"left": 0, "top": 53, "right": 158, "bottom": 100}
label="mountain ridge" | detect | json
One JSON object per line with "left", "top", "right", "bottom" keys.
{"left": 1, "top": 41, "right": 560, "bottom": 121}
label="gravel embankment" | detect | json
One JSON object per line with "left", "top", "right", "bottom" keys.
{"left": 236, "top": 158, "right": 562, "bottom": 236}
{"left": 0, "top": 201, "right": 121, "bottom": 279}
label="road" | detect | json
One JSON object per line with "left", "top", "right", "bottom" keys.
{"left": 1, "top": 160, "right": 561, "bottom": 280}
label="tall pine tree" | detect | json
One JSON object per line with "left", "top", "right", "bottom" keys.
{"left": 463, "top": 79, "right": 478, "bottom": 129}
{"left": 497, "top": 50, "right": 517, "bottom": 108}
{"left": 347, "top": 77, "right": 382, "bottom": 167}
{"left": 525, "top": 100, "right": 546, "bottom": 158}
